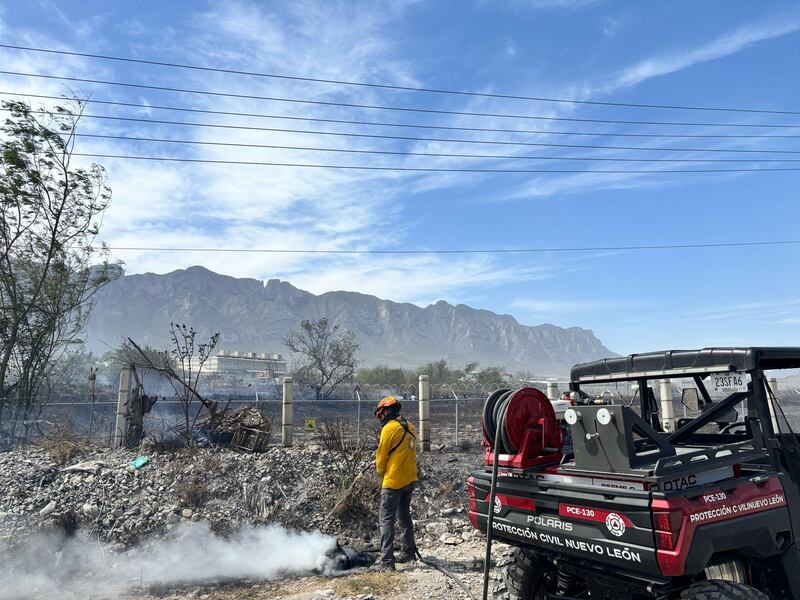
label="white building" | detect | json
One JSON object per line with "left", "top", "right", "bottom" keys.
{"left": 193, "top": 350, "right": 288, "bottom": 381}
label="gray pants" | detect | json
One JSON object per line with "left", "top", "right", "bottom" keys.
{"left": 379, "top": 482, "right": 416, "bottom": 565}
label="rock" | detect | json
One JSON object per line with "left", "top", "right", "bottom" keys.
{"left": 425, "top": 521, "right": 448, "bottom": 536}
{"left": 181, "top": 508, "right": 194, "bottom": 519}
{"left": 312, "top": 588, "right": 336, "bottom": 600}
{"left": 39, "top": 501, "right": 57, "bottom": 516}
{"left": 439, "top": 506, "right": 457, "bottom": 516}
{"left": 63, "top": 460, "right": 105, "bottom": 474}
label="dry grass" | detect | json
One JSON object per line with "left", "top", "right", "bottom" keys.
{"left": 37, "top": 423, "right": 87, "bottom": 465}
{"left": 332, "top": 571, "right": 402, "bottom": 597}
{"left": 175, "top": 477, "right": 209, "bottom": 508}
{"left": 328, "top": 468, "right": 381, "bottom": 521}
{"left": 316, "top": 418, "right": 371, "bottom": 478}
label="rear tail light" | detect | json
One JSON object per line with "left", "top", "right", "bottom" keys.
{"left": 467, "top": 476, "right": 480, "bottom": 529}
{"left": 653, "top": 510, "right": 683, "bottom": 551}
{"left": 654, "top": 530, "right": 675, "bottom": 551}
{"left": 468, "top": 476, "right": 477, "bottom": 513}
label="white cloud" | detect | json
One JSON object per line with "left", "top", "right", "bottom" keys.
{"left": 682, "top": 299, "right": 800, "bottom": 322}
{"left": 510, "top": 297, "right": 645, "bottom": 314}
{"left": 505, "top": 37, "right": 518, "bottom": 57}
{"left": 509, "top": 0, "right": 600, "bottom": 13}
{"left": 601, "top": 15, "right": 622, "bottom": 39}
{"left": 5, "top": 1, "right": 798, "bottom": 308}
{"left": 606, "top": 16, "right": 800, "bottom": 92}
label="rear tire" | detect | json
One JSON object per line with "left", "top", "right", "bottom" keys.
{"left": 703, "top": 557, "right": 748, "bottom": 585}
{"left": 679, "top": 580, "right": 768, "bottom": 600}
{"left": 493, "top": 548, "right": 555, "bottom": 600}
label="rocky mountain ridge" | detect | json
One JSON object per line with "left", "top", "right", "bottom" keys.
{"left": 84, "top": 266, "right": 614, "bottom": 375}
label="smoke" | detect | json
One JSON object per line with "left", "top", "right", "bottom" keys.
{"left": 1, "top": 523, "right": 337, "bottom": 600}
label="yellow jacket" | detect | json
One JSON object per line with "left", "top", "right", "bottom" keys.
{"left": 375, "top": 417, "right": 418, "bottom": 489}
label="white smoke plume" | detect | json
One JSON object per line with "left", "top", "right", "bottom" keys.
{"left": 2, "top": 523, "right": 337, "bottom": 599}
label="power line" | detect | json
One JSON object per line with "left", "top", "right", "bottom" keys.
{"left": 7, "top": 91, "right": 800, "bottom": 139}
{"left": 3, "top": 43, "right": 798, "bottom": 116}
{"left": 101, "top": 240, "right": 800, "bottom": 254}
{"left": 72, "top": 152, "right": 800, "bottom": 173}
{"left": 18, "top": 110, "right": 800, "bottom": 154}
{"left": 3, "top": 70, "right": 800, "bottom": 129}
{"left": 73, "top": 133, "right": 800, "bottom": 163}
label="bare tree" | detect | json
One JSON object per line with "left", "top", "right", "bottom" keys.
{"left": 0, "top": 99, "right": 116, "bottom": 434}
{"left": 119, "top": 324, "right": 220, "bottom": 444}
{"left": 169, "top": 323, "right": 219, "bottom": 440}
{"left": 283, "top": 318, "right": 359, "bottom": 400}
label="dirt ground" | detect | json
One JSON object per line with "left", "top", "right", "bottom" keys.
{"left": 132, "top": 538, "right": 509, "bottom": 600}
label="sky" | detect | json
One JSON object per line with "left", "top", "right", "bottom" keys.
{"left": 1, "top": 0, "right": 799, "bottom": 355}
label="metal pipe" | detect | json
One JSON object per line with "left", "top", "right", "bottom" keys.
{"left": 482, "top": 419, "right": 504, "bottom": 600}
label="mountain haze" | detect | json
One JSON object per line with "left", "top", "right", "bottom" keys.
{"left": 85, "top": 266, "right": 615, "bottom": 376}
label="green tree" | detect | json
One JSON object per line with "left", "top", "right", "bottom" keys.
{"left": 0, "top": 99, "right": 116, "bottom": 434}
{"left": 356, "top": 365, "right": 416, "bottom": 387}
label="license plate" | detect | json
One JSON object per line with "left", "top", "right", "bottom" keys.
{"left": 708, "top": 372, "right": 748, "bottom": 394}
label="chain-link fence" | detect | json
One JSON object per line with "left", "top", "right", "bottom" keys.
{"left": 10, "top": 379, "right": 509, "bottom": 449}
{"left": 12, "top": 375, "right": 800, "bottom": 449}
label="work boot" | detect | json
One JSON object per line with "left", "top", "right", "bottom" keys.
{"left": 396, "top": 550, "right": 416, "bottom": 564}
{"left": 372, "top": 561, "right": 395, "bottom": 572}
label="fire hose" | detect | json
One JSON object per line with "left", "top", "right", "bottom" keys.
{"left": 331, "top": 463, "right": 478, "bottom": 599}
{"left": 414, "top": 546, "right": 479, "bottom": 600}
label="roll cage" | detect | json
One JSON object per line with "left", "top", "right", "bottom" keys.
{"left": 568, "top": 347, "right": 800, "bottom": 479}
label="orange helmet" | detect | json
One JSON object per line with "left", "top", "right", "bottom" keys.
{"left": 375, "top": 396, "right": 400, "bottom": 416}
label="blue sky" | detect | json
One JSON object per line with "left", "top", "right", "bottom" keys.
{"left": 1, "top": 0, "right": 799, "bottom": 355}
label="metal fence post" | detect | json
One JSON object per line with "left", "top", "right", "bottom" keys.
{"left": 451, "top": 389, "right": 460, "bottom": 448}
{"left": 355, "top": 387, "right": 362, "bottom": 441}
{"left": 282, "top": 376, "right": 293, "bottom": 447}
{"left": 418, "top": 375, "right": 431, "bottom": 452}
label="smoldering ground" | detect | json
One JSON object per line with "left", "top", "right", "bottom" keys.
{"left": 1, "top": 522, "right": 337, "bottom": 599}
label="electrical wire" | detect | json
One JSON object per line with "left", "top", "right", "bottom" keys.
{"left": 15, "top": 110, "right": 800, "bottom": 154}
{"left": 2, "top": 43, "right": 798, "bottom": 116}
{"left": 70, "top": 152, "right": 800, "bottom": 173}
{"left": 6, "top": 91, "right": 800, "bottom": 139}
{"left": 70, "top": 133, "right": 800, "bottom": 162}
{"left": 3, "top": 70, "right": 800, "bottom": 128}
{"left": 100, "top": 240, "right": 800, "bottom": 254}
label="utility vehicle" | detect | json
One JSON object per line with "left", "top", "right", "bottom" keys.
{"left": 469, "top": 348, "right": 800, "bottom": 599}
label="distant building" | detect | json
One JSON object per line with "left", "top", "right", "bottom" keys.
{"left": 192, "top": 350, "right": 288, "bottom": 388}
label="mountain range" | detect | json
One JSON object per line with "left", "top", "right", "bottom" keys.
{"left": 84, "top": 266, "right": 615, "bottom": 376}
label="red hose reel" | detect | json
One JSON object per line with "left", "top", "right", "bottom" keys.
{"left": 482, "top": 387, "right": 563, "bottom": 469}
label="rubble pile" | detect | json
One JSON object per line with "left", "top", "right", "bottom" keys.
{"left": 0, "top": 445, "right": 478, "bottom": 551}
{"left": 205, "top": 406, "right": 271, "bottom": 435}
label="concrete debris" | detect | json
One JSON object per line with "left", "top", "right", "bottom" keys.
{"left": 0, "top": 445, "right": 476, "bottom": 550}
{"left": 62, "top": 459, "right": 106, "bottom": 474}
{"left": 38, "top": 500, "right": 57, "bottom": 517}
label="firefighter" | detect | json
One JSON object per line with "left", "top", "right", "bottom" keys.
{"left": 373, "top": 396, "right": 418, "bottom": 570}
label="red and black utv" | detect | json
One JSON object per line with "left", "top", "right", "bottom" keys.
{"left": 470, "top": 348, "right": 800, "bottom": 599}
